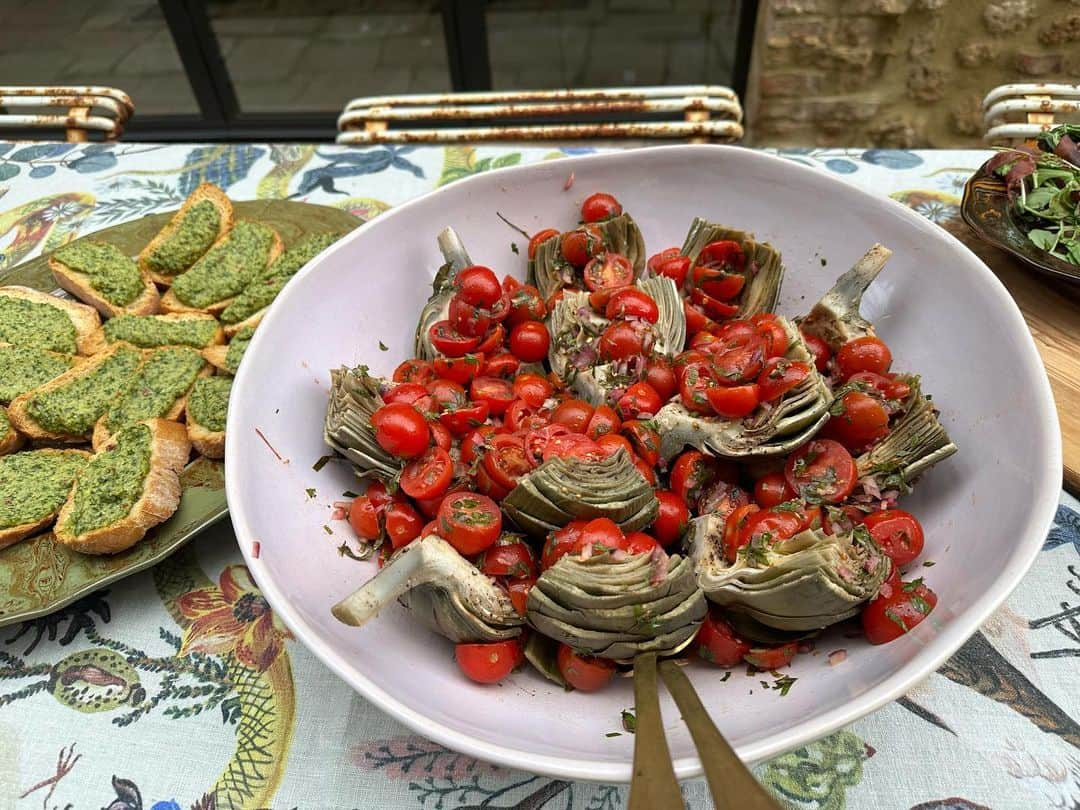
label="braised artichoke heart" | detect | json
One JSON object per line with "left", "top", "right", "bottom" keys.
{"left": 529, "top": 213, "right": 646, "bottom": 301}
{"left": 502, "top": 448, "right": 658, "bottom": 539}
{"left": 414, "top": 227, "right": 475, "bottom": 361}
{"left": 680, "top": 218, "right": 784, "bottom": 318}
{"left": 798, "top": 243, "right": 891, "bottom": 350}
{"left": 324, "top": 365, "right": 403, "bottom": 478}
{"left": 331, "top": 534, "right": 523, "bottom": 643}
{"left": 526, "top": 550, "right": 707, "bottom": 661}
{"left": 652, "top": 317, "right": 833, "bottom": 460}
{"left": 687, "top": 513, "right": 891, "bottom": 632}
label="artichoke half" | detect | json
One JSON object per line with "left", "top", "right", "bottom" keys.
{"left": 687, "top": 513, "right": 891, "bottom": 632}
{"left": 502, "top": 448, "right": 658, "bottom": 540}
{"left": 797, "top": 243, "right": 891, "bottom": 350}
{"left": 680, "top": 218, "right": 784, "bottom": 318}
{"left": 652, "top": 317, "right": 833, "bottom": 461}
{"left": 547, "top": 276, "right": 685, "bottom": 405}
{"left": 414, "top": 227, "right": 474, "bottom": 361}
{"left": 529, "top": 213, "right": 646, "bottom": 301}
{"left": 331, "top": 534, "right": 523, "bottom": 643}
{"left": 324, "top": 365, "right": 403, "bottom": 479}
{"left": 526, "top": 550, "right": 707, "bottom": 661}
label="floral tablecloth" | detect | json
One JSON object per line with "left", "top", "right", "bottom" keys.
{"left": 0, "top": 142, "right": 1076, "bottom": 810}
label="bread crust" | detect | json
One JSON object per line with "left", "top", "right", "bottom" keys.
{"left": 49, "top": 252, "right": 160, "bottom": 319}
{"left": 139, "top": 183, "right": 235, "bottom": 286}
{"left": 222, "top": 309, "right": 264, "bottom": 338}
{"left": 54, "top": 419, "right": 191, "bottom": 555}
{"left": 83, "top": 312, "right": 224, "bottom": 355}
{"left": 0, "top": 285, "right": 102, "bottom": 356}
{"left": 0, "top": 448, "right": 91, "bottom": 550}
{"left": 0, "top": 407, "right": 24, "bottom": 457}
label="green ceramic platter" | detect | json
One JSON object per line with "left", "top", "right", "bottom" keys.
{"left": 0, "top": 199, "right": 361, "bottom": 626}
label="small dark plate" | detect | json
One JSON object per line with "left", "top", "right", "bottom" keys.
{"left": 961, "top": 158, "right": 1080, "bottom": 285}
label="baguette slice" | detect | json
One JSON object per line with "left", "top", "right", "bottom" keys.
{"left": 0, "top": 286, "right": 101, "bottom": 356}
{"left": 8, "top": 342, "right": 144, "bottom": 443}
{"left": 160, "top": 221, "right": 284, "bottom": 316}
{"left": 185, "top": 376, "right": 230, "bottom": 459}
{"left": 223, "top": 310, "right": 264, "bottom": 338}
{"left": 49, "top": 241, "right": 160, "bottom": 318}
{"left": 0, "top": 342, "right": 82, "bottom": 404}
{"left": 202, "top": 324, "right": 253, "bottom": 375}
{"left": 55, "top": 419, "right": 191, "bottom": 555}
{"left": 0, "top": 407, "right": 24, "bottom": 456}
{"left": 0, "top": 448, "right": 90, "bottom": 549}
{"left": 140, "top": 183, "right": 234, "bottom": 286}
{"left": 84, "top": 312, "right": 224, "bottom": 355}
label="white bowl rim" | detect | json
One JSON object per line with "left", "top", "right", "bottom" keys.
{"left": 227, "top": 143, "right": 1062, "bottom": 782}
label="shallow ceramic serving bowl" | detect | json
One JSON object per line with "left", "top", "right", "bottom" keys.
{"left": 227, "top": 145, "right": 1061, "bottom": 782}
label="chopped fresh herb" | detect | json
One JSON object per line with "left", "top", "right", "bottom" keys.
{"left": 820, "top": 257, "right": 827, "bottom": 266}
{"left": 772, "top": 674, "right": 797, "bottom": 696}
{"left": 337, "top": 542, "right": 372, "bottom": 562}
{"left": 772, "top": 500, "right": 803, "bottom": 513}
{"left": 305, "top": 487, "right": 316, "bottom": 499}
{"left": 884, "top": 607, "right": 909, "bottom": 633}
{"left": 720, "top": 671, "right": 731, "bottom": 682}
{"left": 323, "top": 524, "right": 333, "bottom": 535}
{"left": 312, "top": 454, "right": 332, "bottom": 472}
{"left": 910, "top": 595, "right": 933, "bottom": 615}
{"left": 621, "top": 709, "right": 637, "bottom": 734}
{"left": 605, "top": 732, "right": 622, "bottom": 738}
{"left": 510, "top": 242, "right": 520, "bottom": 254}
{"left": 922, "top": 560, "right": 936, "bottom": 567}
{"left": 378, "top": 341, "right": 389, "bottom": 351}
{"left": 342, "top": 490, "right": 359, "bottom": 499}
{"left": 902, "top": 577, "right": 924, "bottom": 592}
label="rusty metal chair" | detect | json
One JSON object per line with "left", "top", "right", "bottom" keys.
{"left": 0, "top": 86, "right": 134, "bottom": 142}
{"left": 336, "top": 86, "right": 743, "bottom": 145}
{"left": 983, "top": 83, "right": 1080, "bottom": 144}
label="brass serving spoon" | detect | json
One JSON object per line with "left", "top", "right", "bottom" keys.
{"left": 628, "top": 653, "right": 781, "bottom": 810}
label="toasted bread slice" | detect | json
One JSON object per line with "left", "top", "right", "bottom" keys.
{"left": 160, "top": 221, "right": 284, "bottom": 315}
{"left": 0, "top": 407, "right": 24, "bottom": 457}
{"left": 184, "top": 376, "right": 230, "bottom": 459}
{"left": 223, "top": 310, "right": 263, "bottom": 338}
{"left": 0, "top": 342, "right": 82, "bottom": 404}
{"left": 8, "top": 342, "right": 145, "bottom": 443}
{"left": 0, "top": 448, "right": 90, "bottom": 550}
{"left": 54, "top": 419, "right": 191, "bottom": 555}
{"left": 202, "top": 324, "right": 253, "bottom": 375}
{"left": 84, "top": 312, "right": 224, "bottom": 355}
{"left": 49, "top": 241, "right": 159, "bottom": 318}
{"left": 91, "top": 346, "right": 211, "bottom": 450}
{"left": 140, "top": 184, "right": 234, "bottom": 286}
{"left": 0, "top": 286, "right": 102, "bottom": 355}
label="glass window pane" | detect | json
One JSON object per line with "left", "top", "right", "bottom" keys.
{"left": 207, "top": 0, "right": 451, "bottom": 114}
{"left": 487, "top": 0, "right": 742, "bottom": 90}
{"left": 0, "top": 0, "right": 199, "bottom": 115}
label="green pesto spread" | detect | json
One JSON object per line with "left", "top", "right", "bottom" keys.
{"left": 104, "top": 346, "right": 205, "bottom": 433}
{"left": 220, "top": 232, "right": 341, "bottom": 324}
{"left": 62, "top": 423, "right": 152, "bottom": 536}
{"left": 26, "top": 345, "right": 143, "bottom": 436}
{"left": 172, "top": 220, "right": 275, "bottom": 309}
{"left": 224, "top": 326, "right": 254, "bottom": 374}
{"left": 103, "top": 314, "right": 219, "bottom": 349}
{"left": 187, "top": 376, "right": 231, "bottom": 433}
{"left": 0, "top": 344, "right": 76, "bottom": 404}
{"left": 0, "top": 295, "right": 78, "bottom": 354}
{"left": 52, "top": 240, "right": 143, "bottom": 305}
{"left": 0, "top": 450, "right": 88, "bottom": 530}
{"left": 144, "top": 200, "right": 221, "bottom": 276}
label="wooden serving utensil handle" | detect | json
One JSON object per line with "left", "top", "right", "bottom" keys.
{"left": 628, "top": 652, "right": 684, "bottom": 809}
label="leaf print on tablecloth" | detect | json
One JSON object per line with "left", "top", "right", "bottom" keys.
{"left": 1045, "top": 503, "right": 1080, "bottom": 554}
{"left": 755, "top": 730, "right": 869, "bottom": 810}
{"left": 89, "top": 178, "right": 184, "bottom": 224}
{"left": 438, "top": 146, "right": 522, "bottom": 186}
{"left": 889, "top": 190, "right": 960, "bottom": 225}
{"left": 352, "top": 735, "right": 507, "bottom": 781}
{"left": 256, "top": 144, "right": 316, "bottom": 199}
{"left": 0, "top": 192, "right": 95, "bottom": 269}
{"left": 861, "top": 149, "right": 924, "bottom": 170}
{"left": 5, "top": 588, "right": 110, "bottom": 654}
{"left": 178, "top": 145, "right": 266, "bottom": 196}
{"left": 292, "top": 146, "right": 424, "bottom": 197}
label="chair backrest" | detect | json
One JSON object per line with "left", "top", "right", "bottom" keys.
{"left": 0, "top": 86, "right": 134, "bottom": 142}
{"left": 983, "top": 83, "right": 1080, "bottom": 144}
{"left": 337, "top": 86, "right": 743, "bottom": 145}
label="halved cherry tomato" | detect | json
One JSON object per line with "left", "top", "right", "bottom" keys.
{"left": 505, "top": 399, "right": 548, "bottom": 433}
{"left": 542, "top": 520, "right": 586, "bottom": 569}
{"left": 722, "top": 503, "right": 760, "bottom": 563}
{"left": 712, "top": 319, "right": 757, "bottom": 343}
{"left": 678, "top": 360, "right": 717, "bottom": 415}
{"left": 621, "top": 420, "right": 661, "bottom": 467}
{"left": 587, "top": 285, "right": 629, "bottom": 312}
{"left": 347, "top": 495, "right": 380, "bottom": 540}
{"left": 482, "top": 434, "right": 531, "bottom": 491}
{"left": 438, "top": 491, "right": 502, "bottom": 555}
{"left": 863, "top": 509, "right": 925, "bottom": 568}
{"left": 751, "top": 313, "right": 789, "bottom": 358}
{"left": 784, "top": 439, "right": 858, "bottom": 504}
{"left": 734, "top": 508, "right": 803, "bottom": 561}
{"left": 421, "top": 519, "right": 440, "bottom": 538}
{"left": 605, "top": 289, "right": 660, "bottom": 323}
{"left": 712, "top": 334, "right": 766, "bottom": 384}
{"left": 632, "top": 455, "right": 657, "bottom": 486}
{"left": 460, "top": 425, "right": 497, "bottom": 466}
{"left": 365, "top": 481, "right": 404, "bottom": 511}
{"left": 414, "top": 482, "right": 465, "bottom": 520}
{"left": 757, "top": 358, "right": 811, "bottom": 402}
{"left": 585, "top": 403, "right": 621, "bottom": 439}
{"left": 697, "top": 481, "right": 751, "bottom": 521}
{"left": 552, "top": 399, "right": 594, "bottom": 433}
{"left": 644, "top": 355, "right": 677, "bottom": 402}
{"left": 690, "top": 287, "right": 740, "bottom": 319}
{"left": 825, "top": 390, "right": 890, "bottom": 450}
{"left": 449, "top": 296, "right": 492, "bottom": 337}
{"left": 823, "top": 504, "right": 865, "bottom": 536}
{"left": 482, "top": 352, "right": 520, "bottom": 378}
{"left": 383, "top": 382, "right": 428, "bottom": 406}
{"left": 744, "top": 642, "right": 798, "bottom": 670}
{"left": 695, "top": 610, "right": 751, "bottom": 667}
{"left": 512, "top": 373, "right": 554, "bottom": 408}
{"left": 560, "top": 225, "right": 604, "bottom": 268}
{"left": 528, "top": 228, "right": 560, "bottom": 259}
{"left": 583, "top": 252, "right": 635, "bottom": 292}
{"left": 581, "top": 192, "right": 622, "bottom": 223}
{"left": 474, "top": 462, "right": 511, "bottom": 501}
{"left": 427, "top": 378, "right": 468, "bottom": 411}
{"left": 557, "top": 644, "right": 616, "bottom": 692}
{"left": 669, "top": 450, "right": 721, "bottom": 505}
{"left": 599, "top": 320, "right": 652, "bottom": 361}
{"left": 655, "top": 253, "right": 692, "bottom": 289}
{"left": 385, "top": 501, "right": 424, "bottom": 549}
{"left": 689, "top": 330, "right": 722, "bottom": 353}
{"left": 617, "top": 381, "right": 663, "bottom": 419}
{"left": 433, "top": 353, "right": 485, "bottom": 384}
{"left": 836, "top": 336, "right": 892, "bottom": 380}
{"left": 506, "top": 578, "right": 534, "bottom": 616}
{"left": 683, "top": 300, "right": 711, "bottom": 336}
{"left": 596, "top": 433, "right": 634, "bottom": 457}
{"left": 454, "top": 265, "right": 502, "bottom": 308}
{"left": 754, "top": 472, "right": 796, "bottom": 509}
{"left": 393, "top": 358, "right": 437, "bottom": 385}
{"left": 706, "top": 382, "right": 760, "bottom": 418}
{"left": 695, "top": 240, "right": 746, "bottom": 276}
{"left": 801, "top": 330, "right": 831, "bottom": 372}
{"left": 507, "top": 284, "right": 547, "bottom": 326}
{"left": 478, "top": 534, "right": 537, "bottom": 579}
{"left": 429, "top": 320, "right": 480, "bottom": 357}
{"left": 523, "top": 424, "right": 571, "bottom": 466}
{"left": 470, "top": 376, "right": 515, "bottom": 416}
{"left": 652, "top": 490, "right": 690, "bottom": 547}
{"left": 400, "top": 446, "right": 453, "bottom": 500}
{"left": 693, "top": 267, "right": 745, "bottom": 302}
{"left": 456, "top": 639, "right": 523, "bottom": 684}
{"left": 542, "top": 433, "right": 604, "bottom": 461}
{"left": 862, "top": 577, "right": 937, "bottom": 645}
{"left": 624, "top": 531, "right": 661, "bottom": 555}
{"left": 849, "top": 370, "right": 912, "bottom": 402}
{"left": 509, "top": 321, "right": 550, "bottom": 362}
{"left": 578, "top": 517, "right": 625, "bottom": 553}
{"left": 438, "top": 402, "right": 490, "bottom": 436}
{"left": 371, "top": 403, "right": 430, "bottom": 459}
{"left": 474, "top": 323, "right": 506, "bottom": 356}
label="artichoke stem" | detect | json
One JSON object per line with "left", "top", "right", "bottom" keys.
{"left": 437, "top": 226, "right": 473, "bottom": 273}
{"left": 331, "top": 537, "right": 442, "bottom": 626}
{"left": 800, "top": 243, "right": 892, "bottom": 350}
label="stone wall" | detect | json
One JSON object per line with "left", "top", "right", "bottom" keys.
{"left": 746, "top": 0, "right": 1080, "bottom": 147}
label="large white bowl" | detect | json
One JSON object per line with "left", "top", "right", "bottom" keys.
{"left": 227, "top": 145, "right": 1061, "bottom": 782}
